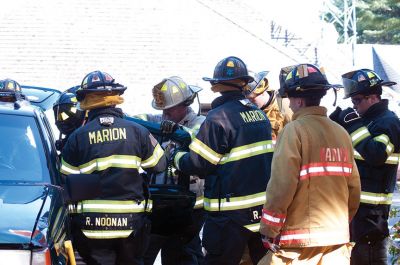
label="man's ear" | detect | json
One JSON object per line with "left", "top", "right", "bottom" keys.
{"left": 296, "top": 98, "right": 306, "bottom": 108}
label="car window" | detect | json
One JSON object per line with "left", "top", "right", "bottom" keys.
{"left": 0, "top": 114, "right": 50, "bottom": 182}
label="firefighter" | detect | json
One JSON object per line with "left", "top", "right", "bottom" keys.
{"left": 241, "top": 72, "right": 292, "bottom": 265}
{"left": 243, "top": 71, "right": 292, "bottom": 141}
{"left": 330, "top": 69, "right": 400, "bottom": 265}
{"left": 139, "top": 76, "right": 206, "bottom": 265}
{"left": 0, "top": 78, "right": 24, "bottom": 102}
{"left": 170, "top": 56, "right": 274, "bottom": 265}
{"left": 60, "top": 70, "right": 167, "bottom": 265}
{"left": 258, "top": 64, "right": 361, "bottom": 265}
{"left": 53, "top": 91, "right": 85, "bottom": 151}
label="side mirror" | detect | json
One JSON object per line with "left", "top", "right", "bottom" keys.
{"left": 64, "top": 174, "right": 101, "bottom": 203}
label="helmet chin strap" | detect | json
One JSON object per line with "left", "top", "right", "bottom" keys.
{"left": 196, "top": 94, "right": 201, "bottom": 116}
{"left": 333, "top": 88, "right": 338, "bottom": 107}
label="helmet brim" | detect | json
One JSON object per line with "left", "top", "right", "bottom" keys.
{"left": 202, "top": 75, "right": 254, "bottom": 84}
{"left": 76, "top": 86, "right": 127, "bottom": 101}
{"left": 188, "top": 85, "right": 203, "bottom": 94}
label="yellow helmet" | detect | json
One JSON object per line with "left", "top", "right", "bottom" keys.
{"left": 243, "top": 71, "right": 272, "bottom": 96}
{"left": 152, "top": 76, "right": 202, "bottom": 110}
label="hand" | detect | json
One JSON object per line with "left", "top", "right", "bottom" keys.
{"left": 329, "top": 106, "right": 342, "bottom": 123}
{"left": 261, "top": 236, "right": 280, "bottom": 253}
{"left": 160, "top": 120, "right": 179, "bottom": 134}
{"left": 338, "top": 107, "right": 362, "bottom": 129}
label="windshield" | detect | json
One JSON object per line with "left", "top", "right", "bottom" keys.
{"left": 0, "top": 114, "right": 50, "bottom": 182}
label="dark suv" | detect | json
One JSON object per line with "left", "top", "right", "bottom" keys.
{"left": 0, "top": 89, "right": 74, "bottom": 264}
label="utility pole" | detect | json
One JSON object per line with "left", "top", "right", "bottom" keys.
{"left": 323, "top": 0, "right": 357, "bottom": 65}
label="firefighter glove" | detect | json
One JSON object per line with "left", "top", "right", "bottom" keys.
{"left": 337, "top": 107, "right": 362, "bottom": 130}
{"left": 262, "top": 236, "right": 280, "bottom": 253}
{"left": 161, "top": 120, "right": 180, "bottom": 134}
{"left": 329, "top": 106, "right": 342, "bottom": 124}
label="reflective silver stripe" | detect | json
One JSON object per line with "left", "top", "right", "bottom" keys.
{"left": 280, "top": 230, "right": 349, "bottom": 243}
{"left": 219, "top": 140, "right": 274, "bottom": 164}
{"left": 262, "top": 212, "right": 285, "bottom": 224}
{"left": 244, "top": 223, "right": 260, "bottom": 232}
{"left": 82, "top": 230, "right": 133, "bottom": 239}
{"left": 351, "top": 127, "right": 371, "bottom": 146}
{"left": 141, "top": 144, "right": 164, "bottom": 168}
{"left": 189, "top": 138, "right": 222, "bottom": 165}
{"left": 204, "top": 192, "right": 265, "bottom": 211}
{"left": 360, "top": 191, "right": 393, "bottom": 205}
{"left": 77, "top": 200, "right": 147, "bottom": 213}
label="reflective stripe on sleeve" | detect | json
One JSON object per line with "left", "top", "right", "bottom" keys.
{"left": 350, "top": 126, "right": 371, "bottom": 146}
{"left": 219, "top": 140, "right": 274, "bottom": 164}
{"left": 204, "top": 192, "right": 265, "bottom": 211}
{"left": 173, "top": 151, "right": 186, "bottom": 171}
{"left": 360, "top": 191, "right": 393, "bottom": 205}
{"left": 373, "top": 134, "right": 394, "bottom": 155}
{"left": 60, "top": 158, "right": 80, "bottom": 175}
{"left": 189, "top": 138, "right": 223, "bottom": 165}
{"left": 353, "top": 150, "right": 400, "bottom": 164}
{"left": 299, "top": 162, "right": 352, "bottom": 180}
{"left": 261, "top": 208, "right": 286, "bottom": 227}
{"left": 141, "top": 144, "right": 164, "bottom": 168}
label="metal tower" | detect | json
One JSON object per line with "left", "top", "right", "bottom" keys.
{"left": 322, "top": 0, "right": 357, "bottom": 65}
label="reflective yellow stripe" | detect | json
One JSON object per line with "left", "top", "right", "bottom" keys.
{"left": 77, "top": 200, "right": 147, "bottom": 213}
{"left": 60, "top": 158, "right": 80, "bottom": 175}
{"left": 373, "top": 134, "right": 394, "bottom": 155}
{"left": 353, "top": 150, "right": 400, "bottom": 164}
{"left": 135, "top": 114, "right": 148, "bottom": 121}
{"left": 360, "top": 191, "right": 393, "bottom": 205}
{"left": 244, "top": 223, "right": 260, "bottom": 232}
{"left": 194, "top": 196, "right": 204, "bottom": 209}
{"left": 76, "top": 155, "right": 141, "bottom": 174}
{"left": 219, "top": 140, "right": 274, "bottom": 164}
{"left": 204, "top": 192, "right": 265, "bottom": 211}
{"left": 146, "top": 200, "right": 153, "bottom": 212}
{"left": 351, "top": 126, "right": 371, "bottom": 146}
{"left": 386, "top": 153, "right": 400, "bottom": 164}
{"left": 182, "top": 126, "right": 198, "bottom": 140}
{"left": 174, "top": 151, "right": 186, "bottom": 171}
{"left": 189, "top": 138, "right": 223, "bottom": 165}
{"left": 82, "top": 230, "right": 133, "bottom": 239}
{"left": 141, "top": 144, "right": 164, "bottom": 168}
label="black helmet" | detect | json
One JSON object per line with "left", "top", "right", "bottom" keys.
{"left": 279, "top": 64, "right": 336, "bottom": 98}
{"left": 203, "top": 56, "right": 254, "bottom": 86}
{"left": 76, "top": 71, "right": 127, "bottom": 101}
{"left": 53, "top": 92, "right": 85, "bottom": 135}
{"left": 0, "top": 79, "right": 24, "bottom": 101}
{"left": 342, "top": 69, "right": 397, "bottom": 99}
{"left": 152, "top": 76, "right": 202, "bottom": 110}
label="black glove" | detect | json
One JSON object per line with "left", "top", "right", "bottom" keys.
{"left": 329, "top": 106, "right": 342, "bottom": 123}
{"left": 160, "top": 120, "right": 179, "bottom": 134}
{"left": 337, "top": 107, "right": 362, "bottom": 130}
